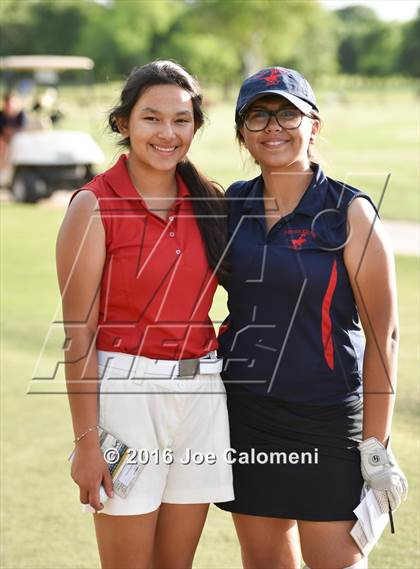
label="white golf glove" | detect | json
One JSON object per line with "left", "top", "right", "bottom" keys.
{"left": 359, "top": 437, "right": 408, "bottom": 512}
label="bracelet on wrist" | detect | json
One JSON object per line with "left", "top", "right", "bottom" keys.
{"left": 73, "top": 425, "right": 99, "bottom": 444}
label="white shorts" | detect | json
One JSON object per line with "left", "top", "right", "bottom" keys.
{"left": 95, "top": 350, "right": 234, "bottom": 516}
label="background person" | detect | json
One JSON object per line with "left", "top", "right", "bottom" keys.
{"left": 0, "top": 91, "right": 26, "bottom": 170}
{"left": 215, "top": 66, "right": 408, "bottom": 569}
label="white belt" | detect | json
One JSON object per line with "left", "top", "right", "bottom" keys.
{"left": 97, "top": 350, "right": 223, "bottom": 379}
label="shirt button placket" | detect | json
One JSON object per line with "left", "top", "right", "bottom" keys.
{"left": 167, "top": 214, "right": 180, "bottom": 254}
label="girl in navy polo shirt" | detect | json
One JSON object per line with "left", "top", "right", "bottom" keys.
{"left": 56, "top": 61, "right": 233, "bottom": 569}
{"left": 216, "top": 67, "right": 407, "bottom": 569}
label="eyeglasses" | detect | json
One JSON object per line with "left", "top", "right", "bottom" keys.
{"left": 243, "top": 108, "right": 307, "bottom": 132}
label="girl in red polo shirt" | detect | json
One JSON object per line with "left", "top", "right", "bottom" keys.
{"left": 56, "top": 61, "right": 233, "bottom": 569}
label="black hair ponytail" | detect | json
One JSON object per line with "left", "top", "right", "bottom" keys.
{"left": 176, "top": 159, "right": 229, "bottom": 287}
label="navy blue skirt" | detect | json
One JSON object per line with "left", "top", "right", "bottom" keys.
{"left": 215, "top": 382, "right": 364, "bottom": 521}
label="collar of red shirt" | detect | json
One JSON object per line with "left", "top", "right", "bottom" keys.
{"left": 103, "top": 153, "right": 191, "bottom": 206}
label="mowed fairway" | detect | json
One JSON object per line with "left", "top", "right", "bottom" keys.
{"left": 2, "top": 82, "right": 419, "bottom": 568}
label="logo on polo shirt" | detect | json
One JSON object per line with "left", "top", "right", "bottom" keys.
{"left": 283, "top": 228, "right": 316, "bottom": 250}
{"left": 291, "top": 234, "right": 307, "bottom": 249}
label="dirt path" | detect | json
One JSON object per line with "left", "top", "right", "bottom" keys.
{"left": 382, "top": 220, "right": 419, "bottom": 257}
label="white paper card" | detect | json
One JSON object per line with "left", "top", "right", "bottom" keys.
{"left": 351, "top": 489, "right": 389, "bottom": 556}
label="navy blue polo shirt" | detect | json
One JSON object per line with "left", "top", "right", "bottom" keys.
{"left": 218, "top": 163, "right": 378, "bottom": 405}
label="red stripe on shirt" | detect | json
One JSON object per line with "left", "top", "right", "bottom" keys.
{"left": 321, "top": 259, "right": 337, "bottom": 370}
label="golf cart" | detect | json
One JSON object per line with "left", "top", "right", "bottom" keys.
{"left": 0, "top": 55, "right": 104, "bottom": 203}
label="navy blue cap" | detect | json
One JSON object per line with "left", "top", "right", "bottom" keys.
{"left": 235, "top": 67, "right": 318, "bottom": 121}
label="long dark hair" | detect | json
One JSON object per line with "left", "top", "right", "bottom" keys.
{"left": 108, "top": 60, "right": 229, "bottom": 287}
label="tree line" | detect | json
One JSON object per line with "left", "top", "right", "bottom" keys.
{"left": 0, "top": 0, "right": 419, "bottom": 84}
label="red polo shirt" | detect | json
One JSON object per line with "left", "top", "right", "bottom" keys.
{"left": 69, "top": 154, "right": 218, "bottom": 359}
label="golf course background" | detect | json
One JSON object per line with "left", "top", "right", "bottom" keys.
{"left": 58, "top": 77, "right": 420, "bottom": 221}
{"left": 2, "top": 82, "right": 419, "bottom": 568}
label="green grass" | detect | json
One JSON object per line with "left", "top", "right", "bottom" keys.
{"left": 1, "top": 200, "right": 419, "bottom": 568}
{"left": 54, "top": 81, "right": 420, "bottom": 221}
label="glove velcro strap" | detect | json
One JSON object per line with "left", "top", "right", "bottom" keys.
{"left": 368, "top": 448, "right": 392, "bottom": 467}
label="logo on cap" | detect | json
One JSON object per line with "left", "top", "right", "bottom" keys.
{"left": 255, "top": 68, "right": 286, "bottom": 86}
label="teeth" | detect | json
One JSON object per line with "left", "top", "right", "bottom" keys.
{"left": 153, "top": 145, "right": 176, "bottom": 152}
{"left": 264, "top": 140, "right": 288, "bottom": 147}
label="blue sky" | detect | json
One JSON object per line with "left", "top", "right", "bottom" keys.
{"left": 321, "top": 0, "right": 419, "bottom": 21}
